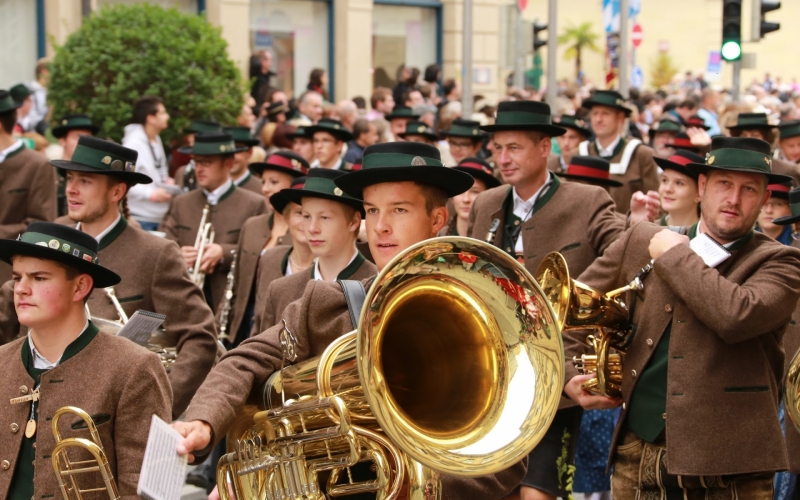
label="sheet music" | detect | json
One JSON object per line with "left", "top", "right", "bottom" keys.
{"left": 689, "top": 233, "right": 731, "bottom": 268}
{"left": 116, "top": 310, "right": 166, "bottom": 346}
{"left": 137, "top": 415, "right": 187, "bottom": 500}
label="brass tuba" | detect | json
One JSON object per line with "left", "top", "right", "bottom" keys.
{"left": 50, "top": 406, "right": 120, "bottom": 500}
{"left": 786, "top": 345, "right": 800, "bottom": 433}
{"left": 217, "top": 237, "right": 565, "bottom": 500}
{"left": 191, "top": 204, "right": 215, "bottom": 288}
{"left": 535, "top": 252, "right": 639, "bottom": 398}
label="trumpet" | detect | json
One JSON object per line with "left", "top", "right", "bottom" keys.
{"left": 217, "top": 237, "right": 565, "bottom": 500}
{"left": 535, "top": 252, "right": 644, "bottom": 398}
{"left": 51, "top": 406, "right": 119, "bottom": 500}
{"left": 191, "top": 204, "right": 215, "bottom": 288}
{"left": 218, "top": 248, "right": 238, "bottom": 343}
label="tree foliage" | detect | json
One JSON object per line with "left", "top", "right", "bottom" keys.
{"left": 558, "top": 23, "right": 602, "bottom": 78}
{"left": 48, "top": 3, "right": 243, "bottom": 144}
{"left": 650, "top": 52, "right": 679, "bottom": 89}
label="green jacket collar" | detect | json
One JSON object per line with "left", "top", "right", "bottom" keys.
{"left": 22, "top": 321, "right": 100, "bottom": 380}
{"left": 218, "top": 182, "right": 237, "bottom": 203}
{"left": 688, "top": 222, "right": 754, "bottom": 252}
{"left": 98, "top": 216, "right": 128, "bottom": 251}
{"left": 310, "top": 251, "right": 366, "bottom": 280}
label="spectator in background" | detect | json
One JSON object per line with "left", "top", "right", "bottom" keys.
{"left": 697, "top": 88, "right": 721, "bottom": 136}
{"left": 27, "top": 59, "right": 50, "bottom": 134}
{"left": 307, "top": 68, "right": 329, "bottom": 101}
{"left": 392, "top": 65, "right": 413, "bottom": 105}
{"left": 352, "top": 96, "right": 367, "bottom": 114}
{"left": 123, "top": 95, "right": 173, "bottom": 231}
{"left": 343, "top": 118, "right": 378, "bottom": 164}
{"left": 366, "top": 87, "right": 395, "bottom": 121}
{"left": 238, "top": 95, "right": 257, "bottom": 130}
{"left": 423, "top": 64, "right": 442, "bottom": 102}
{"left": 404, "top": 89, "right": 424, "bottom": 108}
{"left": 297, "top": 91, "right": 324, "bottom": 124}
{"left": 670, "top": 98, "right": 698, "bottom": 126}
{"left": 441, "top": 78, "right": 461, "bottom": 107}
{"left": 9, "top": 84, "right": 34, "bottom": 133}
{"left": 250, "top": 51, "right": 275, "bottom": 112}
{"left": 336, "top": 100, "right": 358, "bottom": 130}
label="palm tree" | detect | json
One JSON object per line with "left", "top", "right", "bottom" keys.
{"left": 558, "top": 22, "right": 602, "bottom": 79}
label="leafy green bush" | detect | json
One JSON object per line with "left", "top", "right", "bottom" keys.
{"left": 48, "top": 3, "right": 243, "bottom": 144}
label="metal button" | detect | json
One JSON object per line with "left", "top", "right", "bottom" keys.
{"left": 622, "top": 402, "right": 626, "bottom": 410}
{"left": 662, "top": 412, "right": 667, "bottom": 420}
{"left": 665, "top": 304, "right": 673, "bottom": 313}
{"left": 19, "top": 386, "right": 27, "bottom": 395}
{"left": 646, "top": 338, "right": 654, "bottom": 347}
{"left": 513, "top": 220, "right": 520, "bottom": 226}
{"left": 1, "top": 460, "right": 9, "bottom": 470}
{"left": 631, "top": 369, "right": 637, "bottom": 378}
{"left": 10, "top": 423, "right": 18, "bottom": 433}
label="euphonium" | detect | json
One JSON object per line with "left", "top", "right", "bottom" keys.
{"left": 218, "top": 237, "right": 565, "bottom": 500}
{"left": 535, "top": 252, "right": 641, "bottom": 398}
{"left": 218, "top": 249, "right": 238, "bottom": 343}
{"left": 786, "top": 343, "right": 800, "bottom": 433}
{"left": 50, "top": 406, "right": 120, "bottom": 500}
{"left": 191, "top": 204, "right": 215, "bottom": 288}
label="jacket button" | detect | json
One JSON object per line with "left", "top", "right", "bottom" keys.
{"left": 622, "top": 402, "right": 626, "bottom": 410}
{"left": 662, "top": 412, "right": 667, "bottom": 420}
{"left": 665, "top": 304, "right": 673, "bottom": 313}
{"left": 646, "top": 338, "right": 654, "bottom": 346}
{"left": 19, "top": 386, "right": 28, "bottom": 395}
{"left": 631, "top": 369, "right": 637, "bottom": 378}
{"left": 513, "top": 220, "right": 520, "bottom": 226}
{"left": 10, "top": 423, "right": 18, "bottom": 433}
{"left": 1, "top": 460, "right": 9, "bottom": 470}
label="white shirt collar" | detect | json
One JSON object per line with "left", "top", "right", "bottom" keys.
{"left": 309, "top": 158, "right": 343, "bottom": 170}
{"left": 511, "top": 173, "right": 554, "bottom": 253}
{"left": 233, "top": 171, "right": 251, "bottom": 187}
{"left": 313, "top": 249, "right": 359, "bottom": 281}
{"left": 203, "top": 179, "right": 233, "bottom": 206}
{"left": 76, "top": 212, "right": 122, "bottom": 243}
{"left": 0, "top": 140, "right": 24, "bottom": 163}
{"left": 28, "top": 318, "right": 90, "bottom": 369}
{"left": 596, "top": 135, "right": 622, "bottom": 157}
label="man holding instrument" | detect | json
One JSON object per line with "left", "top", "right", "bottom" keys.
{"left": 0, "top": 222, "right": 171, "bottom": 499}
{"left": 172, "top": 141, "right": 529, "bottom": 499}
{"left": 567, "top": 137, "right": 800, "bottom": 499}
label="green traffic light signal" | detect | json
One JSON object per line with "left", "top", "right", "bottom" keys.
{"left": 721, "top": 40, "right": 742, "bottom": 61}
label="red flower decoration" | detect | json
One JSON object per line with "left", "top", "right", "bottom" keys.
{"left": 458, "top": 252, "right": 478, "bottom": 264}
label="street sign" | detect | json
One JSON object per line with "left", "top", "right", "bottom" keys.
{"left": 631, "top": 24, "right": 643, "bottom": 47}
{"left": 631, "top": 65, "right": 644, "bottom": 88}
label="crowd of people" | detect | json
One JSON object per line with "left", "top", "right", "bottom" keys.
{"left": 0, "top": 55, "right": 799, "bottom": 500}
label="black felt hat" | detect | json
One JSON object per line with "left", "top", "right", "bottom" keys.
{"left": 281, "top": 168, "right": 365, "bottom": 216}
{"left": 184, "top": 120, "right": 222, "bottom": 135}
{"left": 582, "top": 90, "right": 631, "bottom": 116}
{"left": 728, "top": 113, "right": 775, "bottom": 132}
{"left": 249, "top": 151, "right": 309, "bottom": 178}
{"left": 306, "top": 118, "right": 354, "bottom": 142}
{"left": 480, "top": 101, "right": 566, "bottom": 136}
{"left": 50, "top": 136, "right": 151, "bottom": 185}
{"left": 335, "top": 142, "right": 474, "bottom": 199}
{"left": 557, "top": 156, "right": 623, "bottom": 187}
{"left": 398, "top": 121, "right": 440, "bottom": 142}
{"left": 778, "top": 120, "right": 800, "bottom": 140}
{"left": 177, "top": 132, "right": 248, "bottom": 155}
{"left": 453, "top": 157, "right": 501, "bottom": 189}
{"left": 687, "top": 136, "right": 792, "bottom": 184}
{"left": 286, "top": 126, "right": 314, "bottom": 140}
{"left": 0, "top": 222, "right": 120, "bottom": 288}
{"left": 269, "top": 176, "right": 307, "bottom": 214}
{"left": 654, "top": 150, "right": 704, "bottom": 180}
{"left": 384, "top": 106, "right": 420, "bottom": 121}
{"left": 773, "top": 187, "right": 800, "bottom": 225}
{"left": 52, "top": 114, "right": 100, "bottom": 139}
{"left": 553, "top": 115, "right": 591, "bottom": 137}
{"left": 0, "top": 90, "right": 21, "bottom": 114}
{"left": 441, "top": 119, "right": 486, "bottom": 139}
{"left": 223, "top": 126, "right": 260, "bottom": 147}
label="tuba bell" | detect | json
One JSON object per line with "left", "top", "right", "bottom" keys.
{"left": 786, "top": 344, "right": 800, "bottom": 433}
{"left": 217, "top": 236, "right": 565, "bottom": 500}
{"left": 50, "top": 406, "right": 120, "bottom": 500}
{"left": 535, "top": 252, "right": 638, "bottom": 398}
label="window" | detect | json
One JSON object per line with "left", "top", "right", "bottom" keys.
{"left": 372, "top": 4, "right": 437, "bottom": 89}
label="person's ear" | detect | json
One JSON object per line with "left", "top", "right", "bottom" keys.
{"left": 697, "top": 173, "right": 708, "bottom": 197}
{"left": 430, "top": 206, "right": 448, "bottom": 235}
{"left": 74, "top": 274, "right": 93, "bottom": 303}
{"left": 349, "top": 211, "right": 362, "bottom": 233}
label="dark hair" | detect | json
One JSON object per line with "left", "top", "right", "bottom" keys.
{"left": 352, "top": 118, "right": 373, "bottom": 140}
{"left": 417, "top": 183, "right": 449, "bottom": 215}
{"left": 371, "top": 87, "right": 392, "bottom": 109}
{"left": 424, "top": 64, "right": 441, "bottom": 84}
{"left": 678, "top": 99, "right": 698, "bottom": 110}
{"left": 309, "top": 68, "right": 325, "bottom": 88}
{"left": 0, "top": 110, "right": 17, "bottom": 134}
{"left": 352, "top": 96, "right": 366, "bottom": 110}
{"left": 406, "top": 67, "right": 420, "bottom": 86}
{"left": 443, "top": 79, "right": 458, "bottom": 97}
{"left": 131, "top": 95, "right": 163, "bottom": 125}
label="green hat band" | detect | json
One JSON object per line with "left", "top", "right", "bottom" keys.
{"left": 495, "top": 111, "right": 553, "bottom": 127}
{"left": 71, "top": 145, "right": 136, "bottom": 173}
{"left": 19, "top": 232, "right": 98, "bottom": 264}
{"left": 303, "top": 177, "right": 360, "bottom": 201}
{"left": 60, "top": 116, "right": 93, "bottom": 128}
{"left": 226, "top": 128, "right": 255, "bottom": 143}
{"left": 193, "top": 140, "right": 237, "bottom": 155}
{"left": 735, "top": 116, "right": 770, "bottom": 128}
{"left": 587, "top": 93, "right": 626, "bottom": 108}
{"left": 448, "top": 123, "right": 482, "bottom": 136}
{"left": 362, "top": 152, "right": 444, "bottom": 169}
{"left": 781, "top": 123, "right": 800, "bottom": 140}
{"left": 705, "top": 148, "right": 772, "bottom": 174}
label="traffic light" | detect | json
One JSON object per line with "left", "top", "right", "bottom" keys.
{"left": 721, "top": 0, "right": 742, "bottom": 61}
{"left": 756, "top": 1, "right": 781, "bottom": 39}
{"left": 533, "top": 22, "right": 547, "bottom": 52}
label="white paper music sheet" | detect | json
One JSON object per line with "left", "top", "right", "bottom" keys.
{"left": 116, "top": 310, "right": 166, "bottom": 346}
{"left": 689, "top": 233, "right": 731, "bottom": 268}
{"left": 137, "top": 415, "right": 187, "bottom": 500}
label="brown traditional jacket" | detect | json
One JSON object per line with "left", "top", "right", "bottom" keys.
{"left": 222, "top": 213, "right": 291, "bottom": 344}
{"left": 569, "top": 140, "right": 660, "bottom": 213}
{"left": 0, "top": 329, "right": 172, "bottom": 500}
{"left": 160, "top": 185, "right": 268, "bottom": 310}
{"left": 546, "top": 152, "right": 564, "bottom": 173}
{"left": 185, "top": 278, "right": 526, "bottom": 499}
{"left": 249, "top": 245, "right": 294, "bottom": 338}
{"left": 233, "top": 171, "right": 263, "bottom": 195}
{"left": 60, "top": 216, "right": 217, "bottom": 417}
{"left": 0, "top": 146, "right": 57, "bottom": 284}
{"left": 773, "top": 157, "right": 800, "bottom": 187}
{"left": 253, "top": 254, "right": 377, "bottom": 335}
{"left": 577, "top": 222, "right": 800, "bottom": 475}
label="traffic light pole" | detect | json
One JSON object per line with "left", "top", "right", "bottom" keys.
{"left": 619, "top": 0, "right": 629, "bottom": 96}
{"left": 462, "top": 0, "right": 473, "bottom": 117}
{"left": 732, "top": 59, "right": 741, "bottom": 103}
{"left": 514, "top": 5, "right": 525, "bottom": 89}
{"left": 545, "top": 0, "right": 557, "bottom": 107}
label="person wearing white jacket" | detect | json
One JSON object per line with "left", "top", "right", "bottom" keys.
{"left": 122, "top": 96, "right": 174, "bottom": 230}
